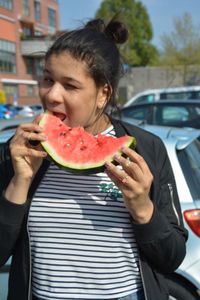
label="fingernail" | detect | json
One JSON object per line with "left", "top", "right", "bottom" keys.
{"left": 105, "top": 161, "right": 111, "bottom": 168}
{"left": 114, "top": 154, "right": 120, "bottom": 161}
{"left": 121, "top": 146, "right": 127, "bottom": 153}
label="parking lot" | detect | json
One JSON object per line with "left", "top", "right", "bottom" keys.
{"left": 0, "top": 115, "right": 200, "bottom": 299}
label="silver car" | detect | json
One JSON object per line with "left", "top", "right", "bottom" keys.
{"left": 139, "top": 124, "right": 200, "bottom": 300}
{"left": 0, "top": 124, "right": 200, "bottom": 300}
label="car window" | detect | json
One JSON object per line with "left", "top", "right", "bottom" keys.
{"left": 15, "top": 107, "right": 23, "bottom": 111}
{"left": 195, "top": 107, "right": 200, "bottom": 115}
{"left": 121, "top": 106, "right": 150, "bottom": 121}
{"left": 177, "top": 137, "right": 200, "bottom": 200}
{"left": 155, "top": 106, "right": 190, "bottom": 125}
{"left": 193, "top": 91, "right": 200, "bottom": 99}
{"left": 134, "top": 94, "right": 155, "bottom": 104}
{"left": 160, "top": 92, "right": 194, "bottom": 100}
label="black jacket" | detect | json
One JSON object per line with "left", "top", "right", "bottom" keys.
{"left": 0, "top": 119, "right": 188, "bottom": 300}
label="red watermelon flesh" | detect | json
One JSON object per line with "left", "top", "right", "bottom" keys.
{"left": 39, "top": 112, "right": 136, "bottom": 170}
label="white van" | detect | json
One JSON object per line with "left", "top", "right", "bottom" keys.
{"left": 124, "top": 86, "right": 200, "bottom": 107}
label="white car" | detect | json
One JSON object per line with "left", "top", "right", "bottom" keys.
{"left": 0, "top": 124, "right": 200, "bottom": 300}
{"left": 137, "top": 124, "right": 200, "bottom": 300}
{"left": 124, "top": 85, "right": 200, "bottom": 107}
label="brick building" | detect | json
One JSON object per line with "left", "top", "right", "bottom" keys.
{"left": 0, "top": 0, "right": 60, "bottom": 105}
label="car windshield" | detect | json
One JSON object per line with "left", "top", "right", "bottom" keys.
{"left": 177, "top": 137, "right": 200, "bottom": 200}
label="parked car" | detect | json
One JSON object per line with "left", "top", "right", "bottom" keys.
{"left": 0, "top": 116, "right": 35, "bottom": 132}
{"left": 0, "top": 104, "right": 17, "bottom": 119}
{"left": 0, "top": 125, "right": 200, "bottom": 300}
{"left": 124, "top": 85, "right": 200, "bottom": 107}
{"left": 2, "top": 104, "right": 43, "bottom": 119}
{"left": 14, "top": 105, "right": 36, "bottom": 118}
{"left": 29, "top": 103, "right": 44, "bottom": 115}
{"left": 114, "top": 100, "right": 200, "bottom": 129}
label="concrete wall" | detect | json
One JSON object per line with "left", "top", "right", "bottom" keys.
{"left": 118, "top": 65, "right": 200, "bottom": 102}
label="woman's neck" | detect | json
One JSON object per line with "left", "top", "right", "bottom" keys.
{"left": 85, "top": 114, "right": 112, "bottom": 135}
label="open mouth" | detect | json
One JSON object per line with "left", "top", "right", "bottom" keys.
{"left": 52, "top": 111, "right": 67, "bottom": 122}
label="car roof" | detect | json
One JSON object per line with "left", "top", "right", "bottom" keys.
{"left": 139, "top": 124, "right": 200, "bottom": 149}
{"left": 128, "top": 86, "right": 200, "bottom": 95}
{"left": 0, "top": 116, "right": 35, "bottom": 131}
{"left": 123, "top": 99, "right": 200, "bottom": 109}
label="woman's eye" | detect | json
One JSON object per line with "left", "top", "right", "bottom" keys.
{"left": 44, "top": 77, "right": 53, "bottom": 84}
{"left": 39, "top": 76, "right": 53, "bottom": 86}
{"left": 64, "top": 84, "right": 77, "bottom": 90}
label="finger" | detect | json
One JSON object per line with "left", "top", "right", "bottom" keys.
{"left": 24, "top": 148, "right": 47, "bottom": 157}
{"left": 11, "top": 146, "right": 47, "bottom": 158}
{"left": 26, "top": 131, "right": 46, "bottom": 142}
{"left": 121, "top": 147, "right": 151, "bottom": 174}
{"left": 105, "top": 161, "right": 133, "bottom": 188}
{"left": 10, "top": 129, "right": 46, "bottom": 149}
{"left": 17, "top": 122, "right": 44, "bottom": 134}
{"left": 114, "top": 154, "right": 143, "bottom": 180}
{"left": 27, "top": 131, "right": 47, "bottom": 147}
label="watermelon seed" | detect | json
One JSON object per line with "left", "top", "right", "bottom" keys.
{"left": 80, "top": 145, "right": 87, "bottom": 151}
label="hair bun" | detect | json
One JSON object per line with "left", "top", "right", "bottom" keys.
{"left": 105, "top": 19, "right": 129, "bottom": 44}
{"left": 85, "top": 19, "right": 106, "bottom": 33}
{"left": 85, "top": 17, "right": 128, "bottom": 45}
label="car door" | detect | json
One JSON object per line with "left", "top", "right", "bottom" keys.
{"left": 121, "top": 104, "right": 153, "bottom": 124}
{"left": 154, "top": 104, "right": 191, "bottom": 127}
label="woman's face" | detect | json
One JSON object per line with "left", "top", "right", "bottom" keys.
{"left": 39, "top": 52, "right": 109, "bottom": 133}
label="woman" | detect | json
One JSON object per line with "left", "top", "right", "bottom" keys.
{"left": 0, "top": 17, "right": 187, "bottom": 300}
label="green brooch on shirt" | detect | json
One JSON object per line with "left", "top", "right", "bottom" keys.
{"left": 99, "top": 183, "right": 122, "bottom": 200}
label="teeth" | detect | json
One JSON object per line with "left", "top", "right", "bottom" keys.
{"left": 53, "top": 112, "right": 66, "bottom": 121}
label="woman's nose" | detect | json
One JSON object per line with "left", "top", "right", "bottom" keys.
{"left": 45, "top": 83, "right": 63, "bottom": 104}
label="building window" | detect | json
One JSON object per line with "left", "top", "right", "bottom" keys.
{"left": 3, "top": 84, "right": 18, "bottom": 97}
{"left": 34, "top": 30, "right": 42, "bottom": 36}
{"left": 24, "top": 57, "right": 34, "bottom": 75}
{"left": 27, "top": 85, "right": 35, "bottom": 96}
{"left": 48, "top": 7, "right": 56, "bottom": 33}
{"left": 34, "top": 0, "right": 41, "bottom": 21}
{"left": 0, "top": 39, "right": 16, "bottom": 73}
{"left": 0, "top": 0, "right": 13, "bottom": 10}
{"left": 22, "top": 0, "right": 30, "bottom": 16}
{"left": 35, "top": 58, "right": 44, "bottom": 76}
{"left": 22, "top": 26, "right": 32, "bottom": 38}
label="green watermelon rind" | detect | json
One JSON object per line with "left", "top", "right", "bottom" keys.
{"left": 39, "top": 113, "right": 136, "bottom": 170}
{"left": 41, "top": 136, "right": 135, "bottom": 170}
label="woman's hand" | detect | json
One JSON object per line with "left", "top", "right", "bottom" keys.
{"left": 9, "top": 114, "right": 47, "bottom": 181}
{"left": 105, "top": 147, "right": 154, "bottom": 224}
{"left": 4, "top": 114, "right": 47, "bottom": 205}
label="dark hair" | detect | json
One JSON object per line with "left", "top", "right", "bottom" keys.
{"left": 45, "top": 16, "right": 129, "bottom": 109}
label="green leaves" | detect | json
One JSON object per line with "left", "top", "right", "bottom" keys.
{"left": 95, "top": 0, "right": 158, "bottom": 66}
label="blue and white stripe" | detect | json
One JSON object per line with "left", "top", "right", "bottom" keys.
{"left": 28, "top": 127, "right": 142, "bottom": 299}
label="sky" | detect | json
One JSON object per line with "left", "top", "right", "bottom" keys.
{"left": 58, "top": 0, "right": 200, "bottom": 49}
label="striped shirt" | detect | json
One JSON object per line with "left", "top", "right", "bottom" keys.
{"left": 28, "top": 126, "right": 142, "bottom": 299}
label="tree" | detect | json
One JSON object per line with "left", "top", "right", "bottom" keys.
{"left": 95, "top": 0, "right": 158, "bottom": 66}
{"left": 159, "top": 13, "right": 200, "bottom": 85}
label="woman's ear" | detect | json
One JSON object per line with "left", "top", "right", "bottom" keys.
{"left": 97, "top": 84, "right": 112, "bottom": 109}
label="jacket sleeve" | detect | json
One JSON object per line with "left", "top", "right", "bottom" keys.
{"left": 133, "top": 136, "right": 188, "bottom": 273}
{"left": 0, "top": 143, "right": 27, "bottom": 267}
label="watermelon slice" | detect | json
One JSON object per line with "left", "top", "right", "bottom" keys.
{"left": 39, "top": 112, "right": 136, "bottom": 170}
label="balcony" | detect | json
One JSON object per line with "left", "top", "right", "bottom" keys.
{"left": 20, "top": 37, "right": 53, "bottom": 57}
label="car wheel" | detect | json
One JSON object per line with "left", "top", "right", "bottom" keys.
{"left": 166, "top": 274, "right": 199, "bottom": 300}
